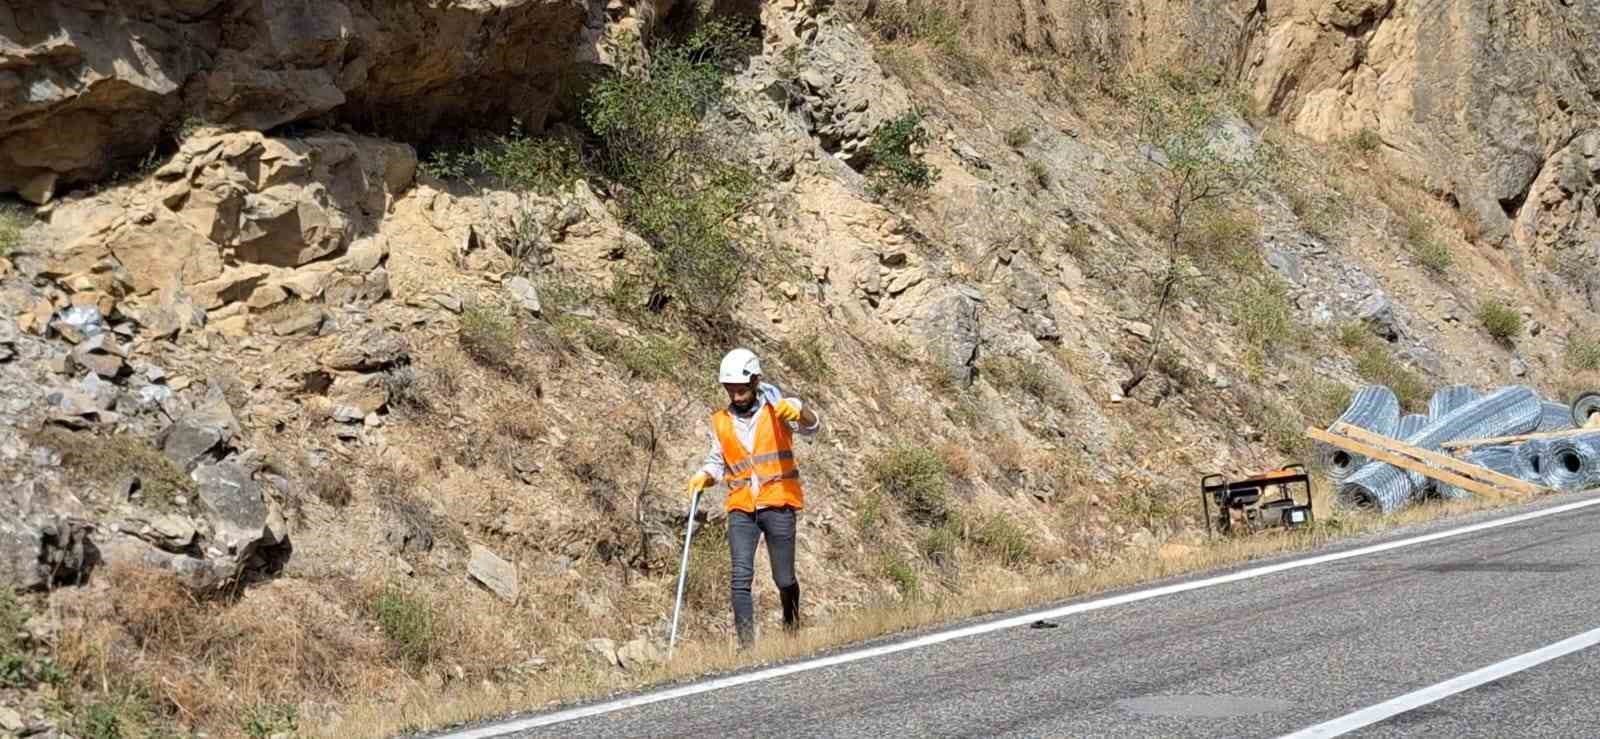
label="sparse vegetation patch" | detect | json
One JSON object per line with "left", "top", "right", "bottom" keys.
{"left": 861, "top": 112, "right": 941, "bottom": 196}
{"left": 1477, "top": 300, "right": 1523, "bottom": 342}
{"left": 0, "top": 203, "right": 27, "bottom": 255}
{"left": 869, "top": 444, "right": 951, "bottom": 525}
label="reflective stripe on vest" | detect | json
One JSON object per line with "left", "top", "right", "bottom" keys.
{"left": 712, "top": 404, "right": 805, "bottom": 513}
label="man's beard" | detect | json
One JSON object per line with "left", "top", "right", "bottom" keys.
{"left": 731, "top": 388, "right": 757, "bottom": 413}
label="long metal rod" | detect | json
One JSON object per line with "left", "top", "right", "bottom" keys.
{"left": 668, "top": 490, "right": 701, "bottom": 658}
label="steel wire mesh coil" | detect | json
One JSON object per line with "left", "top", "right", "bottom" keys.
{"left": 1317, "top": 385, "right": 1400, "bottom": 484}
{"left": 1435, "top": 445, "right": 1521, "bottom": 501}
{"left": 1538, "top": 401, "right": 1576, "bottom": 432}
{"left": 1429, "top": 385, "right": 1480, "bottom": 421}
{"left": 1539, "top": 434, "right": 1600, "bottom": 491}
{"left": 1512, "top": 438, "right": 1551, "bottom": 481}
{"left": 1339, "top": 385, "right": 1541, "bottom": 512}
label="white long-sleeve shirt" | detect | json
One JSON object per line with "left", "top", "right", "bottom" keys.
{"left": 699, "top": 382, "right": 821, "bottom": 486}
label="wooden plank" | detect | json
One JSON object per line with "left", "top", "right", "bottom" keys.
{"left": 1305, "top": 427, "right": 1527, "bottom": 501}
{"left": 1441, "top": 427, "right": 1598, "bottom": 451}
{"left": 1332, "top": 423, "right": 1545, "bottom": 496}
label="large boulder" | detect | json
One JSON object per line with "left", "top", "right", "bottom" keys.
{"left": 1, "top": 0, "right": 590, "bottom": 198}
{"left": 917, "top": 287, "right": 983, "bottom": 388}
{"left": 191, "top": 460, "right": 280, "bottom": 575}
{"left": 320, "top": 326, "right": 408, "bottom": 372}
{"left": 161, "top": 384, "right": 240, "bottom": 471}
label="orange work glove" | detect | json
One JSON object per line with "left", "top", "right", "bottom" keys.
{"left": 772, "top": 398, "right": 803, "bottom": 422}
{"left": 686, "top": 471, "right": 713, "bottom": 498}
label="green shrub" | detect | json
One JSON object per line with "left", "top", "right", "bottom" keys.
{"left": 1233, "top": 280, "right": 1296, "bottom": 350}
{"left": 1253, "top": 397, "right": 1306, "bottom": 457}
{"left": 1302, "top": 377, "right": 1354, "bottom": 428}
{"left": 1351, "top": 341, "right": 1430, "bottom": 412}
{"left": 882, "top": 554, "right": 920, "bottom": 596}
{"left": 984, "top": 356, "right": 1066, "bottom": 408}
{"left": 919, "top": 524, "right": 961, "bottom": 566}
{"left": 1413, "top": 238, "right": 1453, "bottom": 272}
{"left": 0, "top": 591, "right": 28, "bottom": 688}
{"left": 243, "top": 704, "right": 298, "bottom": 739}
{"left": 1404, "top": 214, "right": 1451, "bottom": 272}
{"left": 1005, "top": 126, "right": 1032, "bottom": 149}
{"left": 72, "top": 691, "right": 165, "bottom": 739}
{"left": 80, "top": 703, "right": 124, "bottom": 739}
{"left": 857, "top": 493, "right": 885, "bottom": 539}
{"left": 624, "top": 164, "right": 755, "bottom": 314}
{"left": 1477, "top": 300, "right": 1523, "bottom": 342}
{"left": 1282, "top": 182, "right": 1348, "bottom": 241}
{"left": 970, "top": 514, "right": 1031, "bottom": 566}
{"left": 584, "top": 18, "right": 759, "bottom": 318}
{"left": 458, "top": 304, "right": 519, "bottom": 373}
{"left": 420, "top": 126, "right": 581, "bottom": 194}
{"left": 867, "top": 1, "right": 987, "bottom": 84}
{"left": 1114, "top": 487, "right": 1178, "bottom": 531}
{"left": 1567, "top": 333, "right": 1600, "bottom": 371}
{"left": 373, "top": 586, "right": 437, "bottom": 667}
{"left": 1062, "top": 223, "right": 1094, "bottom": 259}
{"left": 0, "top": 203, "right": 26, "bottom": 256}
{"left": 869, "top": 444, "right": 950, "bottom": 525}
{"left": 1188, "top": 206, "right": 1261, "bottom": 272}
{"left": 1337, "top": 321, "right": 1368, "bottom": 350}
{"left": 1027, "top": 160, "right": 1051, "bottom": 191}
{"left": 870, "top": 1, "right": 960, "bottom": 48}
{"left": 862, "top": 112, "right": 941, "bottom": 196}
{"left": 553, "top": 314, "right": 622, "bottom": 356}
{"left": 618, "top": 334, "right": 688, "bottom": 381}
{"left": 1347, "top": 128, "right": 1382, "bottom": 154}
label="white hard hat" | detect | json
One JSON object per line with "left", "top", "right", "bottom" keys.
{"left": 718, "top": 348, "right": 762, "bottom": 384}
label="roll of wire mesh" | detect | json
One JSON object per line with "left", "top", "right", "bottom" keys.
{"left": 1435, "top": 445, "right": 1521, "bottom": 501}
{"left": 1399, "top": 413, "right": 1433, "bottom": 496}
{"left": 1538, "top": 401, "right": 1576, "bottom": 432}
{"left": 1339, "top": 385, "right": 1542, "bottom": 512}
{"left": 1318, "top": 385, "right": 1400, "bottom": 484}
{"left": 1513, "top": 438, "right": 1551, "bottom": 481}
{"left": 1429, "top": 385, "right": 1480, "bottom": 421}
{"left": 1539, "top": 434, "right": 1600, "bottom": 491}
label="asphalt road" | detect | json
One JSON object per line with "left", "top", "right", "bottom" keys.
{"left": 441, "top": 491, "right": 1600, "bottom": 739}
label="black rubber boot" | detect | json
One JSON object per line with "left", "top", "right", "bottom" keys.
{"left": 780, "top": 583, "right": 801, "bottom": 632}
{"left": 735, "top": 617, "right": 756, "bottom": 650}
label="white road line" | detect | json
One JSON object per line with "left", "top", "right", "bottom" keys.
{"left": 1279, "top": 624, "right": 1600, "bottom": 738}
{"left": 439, "top": 495, "right": 1600, "bottom": 739}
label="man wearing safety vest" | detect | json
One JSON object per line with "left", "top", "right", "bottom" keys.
{"left": 686, "top": 348, "right": 822, "bottom": 648}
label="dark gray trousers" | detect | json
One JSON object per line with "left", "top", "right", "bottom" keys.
{"left": 728, "top": 507, "right": 799, "bottom": 646}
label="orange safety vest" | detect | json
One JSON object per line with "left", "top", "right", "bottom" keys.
{"left": 712, "top": 403, "right": 804, "bottom": 513}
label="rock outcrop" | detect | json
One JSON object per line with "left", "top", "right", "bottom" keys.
{"left": 1, "top": 0, "right": 590, "bottom": 199}
{"left": 37, "top": 130, "right": 411, "bottom": 327}
{"left": 1244, "top": 0, "right": 1600, "bottom": 251}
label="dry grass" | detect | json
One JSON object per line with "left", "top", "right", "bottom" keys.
{"left": 26, "top": 428, "right": 195, "bottom": 511}
{"left": 309, "top": 466, "right": 352, "bottom": 508}
{"left": 316, "top": 489, "right": 1511, "bottom": 739}
{"left": 49, "top": 555, "right": 546, "bottom": 739}
{"left": 51, "top": 564, "right": 400, "bottom": 738}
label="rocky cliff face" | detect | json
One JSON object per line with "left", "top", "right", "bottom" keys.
{"left": 1245, "top": 0, "right": 1600, "bottom": 257}
{"left": 0, "top": 0, "right": 595, "bottom": 199}
{"left": 2, "top": 1, "right": 1598, "bottom": 737}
